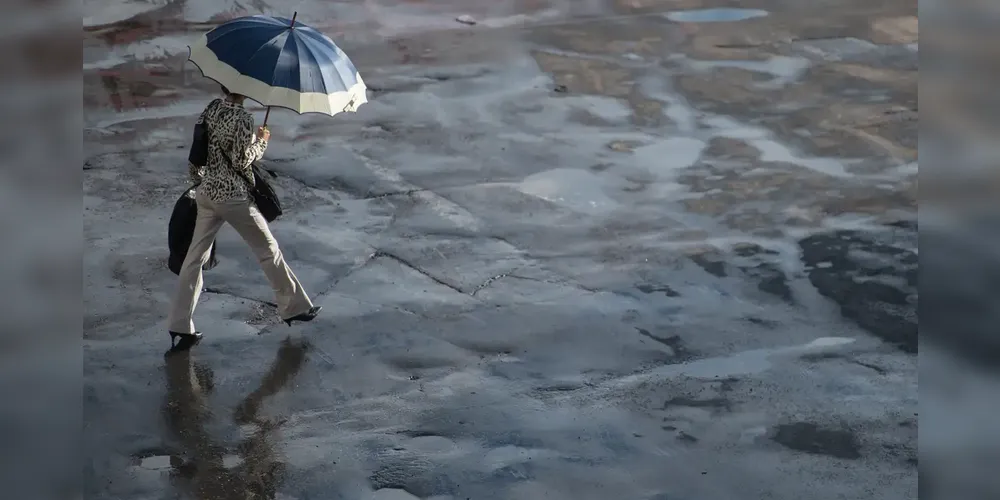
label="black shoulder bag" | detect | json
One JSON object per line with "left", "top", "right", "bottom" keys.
{"left": 239, "top": 162, "right": 283, "bottom": 223}
{"left": 188, "top": 100, "right": 218, "bottom": 166}
{"left": 189, "top": 121, "right": 209, "bottom": 166}
{"left": 225, "top": 158, "right": 283, "bottom": 223}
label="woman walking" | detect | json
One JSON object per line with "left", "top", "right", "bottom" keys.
{"left": 167, "top": 86, "right": 321, "bottom": 351}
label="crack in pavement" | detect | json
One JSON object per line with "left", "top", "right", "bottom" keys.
{"left": 470, "top": 271, "right": 640, "bottom": 303}
{"left": 366, "top": 250, "right": 469, "bottom": 296}
{"left": 202, "top": 287, "right": 278, "bottom": 308}
{"left": 850, "top": 359, "right": 888, "bottom": 375}
{"left": 260, "top": 166, "right": 353, "bottom": 194}
{"left": 470, "top": 272, "right": 512, "bottom": 296}
{"left": 469, "top": 272, "right": 575, "bottom": 296}
{"left": 353, "top": 254, "right": 585, "bottom": 299}
{"left": 365, "top": 188, "right": 427, "bottom": 200}
{"left": 262, "top": 163, "right": 429, "bottom": 202}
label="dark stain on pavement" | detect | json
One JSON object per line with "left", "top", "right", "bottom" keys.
{"left": 637, "top": 284, "right": 681, "bottom": 297}
{"left": 676, "top": 431, "right": 699, "bottom": 443}
{"left": 663, "top": 396, "right": 731, "bottom": 413}
{"left": 743, "top": 262, "right": 793, "bottom": 303}
{"left": 798, "top": 222, "right": 917, "bottom": 353}
{"left": 771, "top": 422, "right": 862, "bottom": 460}
{"left": 733, "top": 243, "right": 780, "bottom": 258}
{"left": 635, "top": 328, "right": 692, "bottom": 359}
{"left": 690, "top": 254, "right": 728, "bottom": 278}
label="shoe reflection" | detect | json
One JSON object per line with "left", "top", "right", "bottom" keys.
{"left": 162, "top": 338, "right": 308, "bottom": 499}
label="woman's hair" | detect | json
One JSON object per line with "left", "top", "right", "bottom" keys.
{"left": 221, "top": 84, "right": 246, "bottom": 100}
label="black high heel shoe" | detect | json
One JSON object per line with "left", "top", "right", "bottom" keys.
{"left": 283, "top": 306, "right": 322, "bottom": 327}
{"left": 169, "top": 331, "right": 203, "bottom": 352}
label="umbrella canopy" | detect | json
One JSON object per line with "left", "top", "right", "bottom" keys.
{"left": 187, "top": 14, "right": 367, "bottom": 117}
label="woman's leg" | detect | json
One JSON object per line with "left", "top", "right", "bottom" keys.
{"left": 217, "top": 199, "right": 313, "bottom": 319}
{"left": 168, "top": 193, "right": 225, "bottom": 334}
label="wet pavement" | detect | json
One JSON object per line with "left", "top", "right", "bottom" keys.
{"left": 84, "top": 1, "right": 917, "bottom": 498}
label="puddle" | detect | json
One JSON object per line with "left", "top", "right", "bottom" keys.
{"left": 665, "top": 8, "right": 769, "bottom": 23}
{"left": 634, "top": 137, "right": 707, "bottom": 176}
{"left": 686, "top": 56, "right": 811, "bottom": 89}
{"left": 750, "top": 139, "right": 849, "bottom": 177}
{"left": 792, "top": 37, "right": 879, "bottom": 61}
{"left": 88, "top": 101, "right": 208, "bottom": 129}
{"left": 616, "top": 337, "right": 856, "bottom": 385}
{"left": 135, "top": 454, "right": 173, "bottom": 471}
{"left": 222, "top": 454, "right": 244, "bottom": 469}
{"left": 518, "top": 168, "right": 619, "bottom": 215}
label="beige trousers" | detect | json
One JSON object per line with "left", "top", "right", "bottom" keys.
{"left": 167, "top": 190, "right": 313, "bottom": 334}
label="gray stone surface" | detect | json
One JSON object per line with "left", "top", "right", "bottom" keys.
{"left": 84, "top": 1, "right": 918, "bottom": 499}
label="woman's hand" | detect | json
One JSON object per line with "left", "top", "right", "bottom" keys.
{"left": 256, "top": 126, "right": 270, "bottom": 142}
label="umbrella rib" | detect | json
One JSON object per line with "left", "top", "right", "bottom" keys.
{"left": 297, "top": 28, "right": 334, "bottom": 47}
{"left": 296, "top": 33, "right": 351, "bottom": 90}
{"left": 266, "top": 31, "right": 300, "bottom": 90}
{"left": 292, "top": 34, "right": 327, "bottom": 95}
{"left": 243, "top": 30, "right": 290, "bottom": 83}
{"left": 294, "top": 33, "right": 334, "bottom": 73}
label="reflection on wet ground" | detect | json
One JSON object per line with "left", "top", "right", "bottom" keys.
{"left": 85, "top": 0, "right": 917, "bottom": 498}
{"left": 159, "top": 339, "right": 306, "bottom": 499}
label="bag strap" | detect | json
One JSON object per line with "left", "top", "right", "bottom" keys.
{"left": 218, "top": 144, "right": 256, "bottom": 189}
{"left": 206, "top": 105, "right": 256, "bottom": 189}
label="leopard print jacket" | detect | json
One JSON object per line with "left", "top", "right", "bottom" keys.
{"left": 189, "top": 98, "right": 268, "bottom": 202}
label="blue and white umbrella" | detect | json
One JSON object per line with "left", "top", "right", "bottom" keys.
{"left": 187, "top": 13, "right": 367, "bottom": 122}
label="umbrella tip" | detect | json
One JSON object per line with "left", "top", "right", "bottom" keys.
{"left": 291, "top": 11, "right": 297, "bottom": 25}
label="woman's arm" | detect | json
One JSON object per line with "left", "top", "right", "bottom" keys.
{"left": 230, "top": 112, "right": 268, "bottom": 185}
{"left": 249, "top": 130, "right": 268, "bottom": 162}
